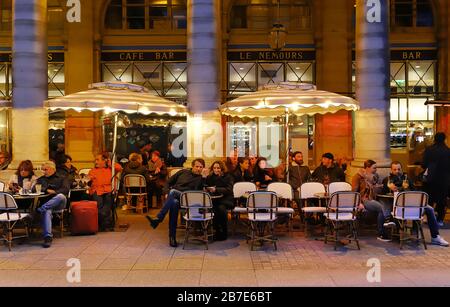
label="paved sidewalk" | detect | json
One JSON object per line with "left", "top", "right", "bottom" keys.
{"left": 0, "top": 210, "right": 450, "bottom": 287}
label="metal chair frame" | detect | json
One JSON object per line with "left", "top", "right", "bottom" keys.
{"left": 0, "top": 192, "right": 31, "bottom": 251}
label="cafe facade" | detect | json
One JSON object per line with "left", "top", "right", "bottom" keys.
{"left": 0, "top": 0, "right": 449, "bottom": 170}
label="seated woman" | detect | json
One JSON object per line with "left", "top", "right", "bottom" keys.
{"left": 88, "top": 153, "right": 122, "bottom": 231}
{"left": 57, "top": 154, "right": 78, "bottom": 188}
{"left": 205, "top": 160, "right": 234, "bottom": 241}
{"left": 121, "top": 153, "right": 151, "bottom": 211}
{"left": 8, "top": 160, "right": 38, "bottom": 193}
{"left": 253, "top": 157, "right": 274, "bottom": 188}
{"left": 232, "top": 157, "right": 253, "bottom": 183}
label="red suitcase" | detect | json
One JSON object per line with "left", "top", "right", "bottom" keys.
{"left": 70, "top": 201, "right": 98, "bottom": 235}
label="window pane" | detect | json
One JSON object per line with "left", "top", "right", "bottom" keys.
{"left": 0, "top": 64, "right": 7, "bottom": 97}
{"left": 173, "top": 6, "right": 187, "bottom": 29}
{"left": 133, "top": 63, "right": 162, "bottom": 96}
{"left": 48, "top": 63, "right": 65, "bottom": 97}
{"left": 395, "top": 1, "right": 413, "bottom": 26}
{"left": 228, "top": 63, "right": 256, "bottom": 95}
{"left": 231, "top": 5, "right": 247, "bottom": 28}
{"left": 408, "top": 98, "right": 430, "bottom": 120}
{"left": 127, "top": 5, "right": 145, "bottom": 29}
{"left": 102, "top": 63, "right": 133, "bottom": 83}
{"left": 417, "top": 1, "right": 433, "bottom": 27}
{"left": 286, "top": 63, "right": 313, "bottom": 83}
{"left": 407, "top": 61, "right": 435, "bottom": 94}
{"left": 164, "top": 63, "right": 187, "bottom": 98}
{"left": 390, "top": 62, "right": 406, "bottom": 95}
{"left": 258, "top": 63, "right": 284, "bottom": 85}
{"left": 105, "top": 3, "right": 123, "bottom": 29}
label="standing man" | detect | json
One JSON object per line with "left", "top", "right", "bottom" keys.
{"left": 34, "top": 161, "right": 70, "bottom": 248}
{"left": 423, "top": 132, "right": 450, "bottom": 227}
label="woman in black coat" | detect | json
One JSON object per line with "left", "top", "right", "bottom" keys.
{"left": 232, "top": 157, "right": 253, "bottom": 183}
{"left": 253, "top": 157, "right": 273, "bottom": 188}
{"left": 206, "top": 160, "right": 234, "bottom": 241}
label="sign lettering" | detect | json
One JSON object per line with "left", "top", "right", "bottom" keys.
{"left": 66, "top": 0, "right": 81, "bottom": 23}
{"left": 227, "top": 51, "right": 315, "bottom": 61}
{"left": 101, "top": 51, "right": 187, "bottom": 62}
{"left": 366, "top": 0, "right": 381, "bottom": 23}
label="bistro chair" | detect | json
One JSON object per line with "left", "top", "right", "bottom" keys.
{"left": 180, "top": 191, "right": 214, "bottom": 250}
{"left": 0, "top": 192, "right": 31, "bottom": 251}
{"left": 123, "top": 174, "right": 149, "bottom": 214}
{"left": 324, "top": 191, "right": 361, "bottom": 250}
{"left": 392, "top": 191, "right": 428, "bottom": 250}
{"left": 246, "top": 191, "right": 279, "bottom": 251}
{"left": 267, "top": 182, "right": 295, "bottom": 233}
{"left": 0, "top": 181, "right": 5, "bottom": 192}
{"left": 232, "top": 182, "right": 257, "bottom": 235}
{"left": 299, "top": 182, "right": 327, "bottom": 237}
{"left": 328, "top": 182, "right": 352, "bottom": 194}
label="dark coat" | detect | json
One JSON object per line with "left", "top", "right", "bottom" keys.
{"left": 311, "top": 164, "right": 346, "bottom": 183}
{"left": 121, "top": 161, "right": 151, "bottom": 191}
{"left": 163, "top": 169, "right": 205, "bottom": 194}
{"left": 288, "top": 163, "right": 311, "bottom": 190}
{"left": 206, "top": 173, "right": 234, "bottom": 206}
{"left": 56, "top": 165, "right": 78, "bottom": 187}
{"left": 34, "top": 173, "right": 71, "bottom": 203}
{"left": 253, "top": 167, "right": 273, "bottom": 186}
{"left": 232, "top": 166, "right": 253, "bottom": 183}
{"left": 423, "top": 143, "right": 450, "bottom": 187}
{"left": 382, "top": 173, "right": 415, "bottom": 194}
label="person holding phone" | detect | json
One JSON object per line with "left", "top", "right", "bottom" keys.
{"left": 8, "top": 160, "right": 38, "bottom": 194}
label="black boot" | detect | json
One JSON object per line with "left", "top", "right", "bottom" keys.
{"left": 145, "top": 216, "right": 160, "bottom": 229}
{"left": 169, "top": 236, "right": 178, "bottom": 247}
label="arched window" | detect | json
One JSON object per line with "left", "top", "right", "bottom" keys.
{"left": 391, "top": 0, "right": 434, "bottom": 27}
{"left": 105, "top": 0, "right": 187, "bottom": 31}
{"left": 230, "top": 0, "right": 312, "bottom": 31}
{"left": 0, "top": 0, "right": 65, "bottom": 32}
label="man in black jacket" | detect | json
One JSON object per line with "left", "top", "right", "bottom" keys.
{"left": 311, "top": 153, "right": 345, "bottom": 184}
{"left": 423, "top": 132, "right": 450, "bottom": 226}
{"left": 34, "top": 161, "right": 71, "bottom": 248}
{"left": 146, "top": 158, "right": 207, "bottom": 247}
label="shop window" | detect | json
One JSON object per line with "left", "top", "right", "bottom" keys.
{"left": 0, "top": 64, "right": 8, "bottom": 98}
{"left": 407, "top": 61, "right": 435, "bottom": 94}
{"left": 286, "top": 62, "right": 313, "bottom": 83}
{"left": 228, "top": 62, "right": 257, "bottom": 95}
{"left": 258, "top": 63, "right": 284, "bottom": 85}
{"left": 105, "top": 0, "right": 123, "bottom": 29}
{"left": 390, "top": 62, "right": 407, "bottom": 95}
{"left": 47, "top": 63, "right": 65, "bottom": 98}
{"left": 391, "top": 0, "right": 434, "bottom": 28}
{"left": 230, "top": 5, "right": 247, "bottom": 29}
{"left": 101, "top": 61, "right": 187, "bottom": 99}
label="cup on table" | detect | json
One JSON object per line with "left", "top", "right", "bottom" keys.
{"left": 35, "top": 184, "right": 42, "bottom": 194}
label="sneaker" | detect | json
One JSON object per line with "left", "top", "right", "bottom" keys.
{"left": 377, "top": 235, "right": 392, "bottom": 242}
{"left": 431, "top": 235, "right": 449, "bottom": 247}
{"left": 383, "top": 221, "right": 396, "bottom": 228}
{"left": 42, "top": 236, "right": 52, "bottom": 248}
{"left": 438, "top": 221, "right": 445, "bottom": 228}
{"left": 145, "top": 215, "right": 160, "bottom": 229}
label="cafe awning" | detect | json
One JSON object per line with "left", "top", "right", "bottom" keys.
{"left": 220, "top": 83, "right": 359, "bottom": 118}
{"left": 44, "top": 81, "right": 187, "bottom": 116}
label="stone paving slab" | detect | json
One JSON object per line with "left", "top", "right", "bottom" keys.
{"left": 0, "top": 210, "right": 449, "bottom": 286}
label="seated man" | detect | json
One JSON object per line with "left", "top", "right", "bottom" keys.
{"left": 352, "top": 159, "right": 394, "bottom": 242}
{"left": 312, "top": 153, "right": 345, "bottom": 184}
{"left": 34, "top": 161, "right": 70, "bottom": 248}
{"left": 382, "top": 161, "right": 448, "bottom": 246}
{"left": 146, "top": 158, "right": 207, "bottom": 247}
{"left": 289, "top": 151, "right": 311, "bottom": 201}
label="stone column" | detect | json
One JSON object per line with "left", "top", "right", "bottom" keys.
{"left": 350, "top": 0, "right": 391, "bottom": 178}
{"left": 11, "top": 0, "right": 49, "bottom": 168}
{"left": 185, "top": 0, "right": 223, "bottom": 167}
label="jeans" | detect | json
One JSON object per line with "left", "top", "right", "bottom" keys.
{"left": 423, "top": 205, "right": 440, "bottom": 238}
{"left": 157, "top": 189, "right": 182, "bottom": 238}
{"left": 92, "top": 193, "right": 112, "bottom": 230}
{"left": 39, "top": 194, "right": 67, "bottom": 238}
{"left": 363, "top": 200, "right": 391, "bottom": 236}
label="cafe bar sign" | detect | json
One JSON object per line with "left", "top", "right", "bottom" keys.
{"left": 101, "top": 51, "right": 187, "bottom": 62}
{"left": 0, "top": 53, "right": 65, "bottom": 63}
{"left": 228, "top": 50, "right": 316, "bottom": 61}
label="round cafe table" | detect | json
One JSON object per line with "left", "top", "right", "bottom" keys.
{"left": 13, "top": 192, "right": 49, "bottom": 211}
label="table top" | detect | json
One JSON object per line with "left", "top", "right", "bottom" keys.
{"left": 13, "top": 193, "right": 48, "bottom": 199}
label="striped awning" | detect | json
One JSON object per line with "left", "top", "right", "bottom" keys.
{"left": 44, "top": 82, "right": 187, "bottom": 116}
{"left": 220, "top": 83, "right": 359, "bottom": 118}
